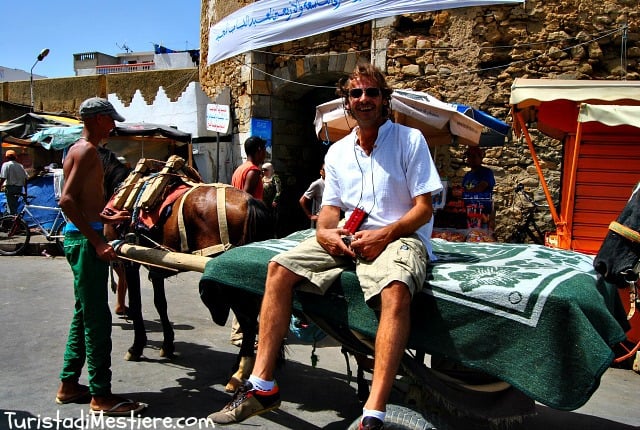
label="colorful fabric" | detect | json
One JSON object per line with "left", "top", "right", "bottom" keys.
{"left": 200, "top": 229, "right": 626, "bottom": 411}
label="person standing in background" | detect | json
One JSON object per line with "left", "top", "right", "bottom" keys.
{"left": 461, "top": 146, "right": 495, "bottom": 228}
{"left": 262, "top": 162, "right": 282, "bottom": 237}
{"left": 0, "top": 149, "right": 28, "bottom": 215}
{"left": 231, "top": 136, "right": 267, "bottom": 200}
{"left": 462, "top": 146, "right": 495, "bottom": 193}
{"left": 299, "top": 163, "right": 325, "bottom": 228}
{"left": 229, "top": 136, "right": 268, "bottom": 346}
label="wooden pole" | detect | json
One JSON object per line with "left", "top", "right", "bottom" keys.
{"left": 113, "top": 242, "right": 210, "bottom": 273}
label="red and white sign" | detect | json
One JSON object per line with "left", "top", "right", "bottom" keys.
{"left": 206, "top": 104, "right": 231, "bottom": 134}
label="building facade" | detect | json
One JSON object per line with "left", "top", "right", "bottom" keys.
{"left": 1, "top": 1, "right": 638, "bottom": 240}
{"left": 199, "top": 0, "right": 640, "bottom": 238}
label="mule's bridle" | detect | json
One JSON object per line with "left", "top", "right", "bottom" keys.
{"left": 609, "top": 221, "right": 640, "bottom": 244}
{"left": 608, "top": 221, "right": 640, "bottom": 320}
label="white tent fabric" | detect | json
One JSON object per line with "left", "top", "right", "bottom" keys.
{"left": 208, "top": 0, "right": 524, "bottom": 65}
{"left": 510, "top": 78, "right": 640, "bottom": 108}
{"left": 578, "top": 104, "right": 640, "bottom": 129}
{"left": 314, "top": 89, "right": 489, "bottom": 145}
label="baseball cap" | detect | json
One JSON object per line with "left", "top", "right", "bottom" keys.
{"left": 5, "top": 149, "right": 17, "bottom": 157}
{"left": 79, "top": 97, "right": 125, "bottom": 122}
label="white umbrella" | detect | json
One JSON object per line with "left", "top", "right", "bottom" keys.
{"left": 314, "top": 89, "right": 491, "bottom": 146}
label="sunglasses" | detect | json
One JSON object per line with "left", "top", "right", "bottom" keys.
{"left": 348, "top": 87, "right": 381, "bottom": 98}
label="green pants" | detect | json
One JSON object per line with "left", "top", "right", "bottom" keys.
{"left": 59, "top": 232, "right": 112, "bottom": 396}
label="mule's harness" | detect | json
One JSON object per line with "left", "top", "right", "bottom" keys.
{"left": 609, "top": 221, "right": 640, "bottom": 244}
{"left": 608, "top": 221, "right": 640, "bottom": 319}
{"left": 177, "top": 183, "right": 234, "bottom": 257}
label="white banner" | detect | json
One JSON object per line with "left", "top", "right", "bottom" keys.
{"left": 208, "top": 0, "right": 523, "bottom": 65}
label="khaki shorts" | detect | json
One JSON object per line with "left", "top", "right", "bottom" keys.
{"left": 270, "top": 235, "right": 428, "bottom": 303}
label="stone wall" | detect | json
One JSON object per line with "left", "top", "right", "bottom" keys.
{"left": 200, "top": 0, "right": 639, "bottom": 240}
{"left": 0, "top": 69, "right": 199, "bottom": 118}
{"left": 4, "top": 1, "right": 635, "bottom": 241}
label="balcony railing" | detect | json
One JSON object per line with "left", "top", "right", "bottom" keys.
{"left": 96, "top": 62, "right": 156, "bottom": 75}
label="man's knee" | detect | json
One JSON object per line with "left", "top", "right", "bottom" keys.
{"left": 380, "top": 282, "right": 412, "bottom": 310}
{"left": 266, "top": 261, "right": 300, "bottom": 291}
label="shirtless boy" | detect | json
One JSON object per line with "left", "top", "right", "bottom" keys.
{"left": 55, "top": 97, "right": 145, "bottom": 416}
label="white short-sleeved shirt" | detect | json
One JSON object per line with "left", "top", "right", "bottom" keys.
{"left": 303, "top": 177, "right": 325, "bottom": 215}
{"left": 0, "top": 160, "right": 28, "bottom": 187}
{"left": 322, "top": 120, "right": 443, "bottom": 258}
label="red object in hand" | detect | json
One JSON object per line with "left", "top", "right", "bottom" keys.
{"left": 344, "top": 207, "right": 367, "bottom": 234}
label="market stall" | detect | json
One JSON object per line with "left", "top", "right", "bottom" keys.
{"left": 509, "top": 78, "right": 640, "bottom": 345}
{"left": 510, "top": 78, "right": 640, "bottom": 253}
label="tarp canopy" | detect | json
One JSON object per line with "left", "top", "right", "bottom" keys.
{"left": 453, "top": 103, "right": 512, "bottom": 136}
{"left": 0, "top": 174, "right": 59, "bottom": 228}
{"left": 31, "top": 125, "right": 84, "bottom": 150}
{"left": 30, "top": 123, "right": 192, "bottom": 168}
{"left": 30, "top": 123, "right": 191, "bottom": 150}
{"left": 110, "top": 123, "right": 191, "bottom": 144}
{"left": 510, "top": 78, "right": 640, "bottom": 140}
{"left": 0, "top": 113, "right": 80, "bottom": 139}
{"left": 509, "top": 78, "right": 640, "bottom": 253}
{"left": 577, "top": 104, "right": 640, "bottom": 129}
{"left": 315, "top": 89, "right": 510, "bottom": 146}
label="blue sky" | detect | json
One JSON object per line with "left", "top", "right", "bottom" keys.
{"left": 1, "top": 1, "right": 201, "bottom": 78}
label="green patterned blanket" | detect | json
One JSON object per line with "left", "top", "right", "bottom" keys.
{"left": 199, "top": 229, "right": 626, "bottom": 411}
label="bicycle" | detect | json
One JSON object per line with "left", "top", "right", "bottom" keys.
{"left": 506, "top": 183, "right": 547, "bottom": 245}
{"left": 0, "top": 194, "right": 68, "bottom": 256}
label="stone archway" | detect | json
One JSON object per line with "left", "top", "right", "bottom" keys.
{"left": 249, "top": 53, "right": 370, "bottom": 236}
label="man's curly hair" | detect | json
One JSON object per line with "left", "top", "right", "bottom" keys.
{"left": 336, "top": 62, "right": 393, "bottom": 118}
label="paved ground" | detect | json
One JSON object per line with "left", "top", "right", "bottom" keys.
{"left": 1, "top": 248, "right": 639, "bottom": 430}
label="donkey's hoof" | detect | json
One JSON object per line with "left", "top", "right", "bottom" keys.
{"left": 159, "top": 346, "right": 175, "bottom": 358}
{"left": 225, "top": 377, "right": 243, "bottom": 393}
{"left": 124, "top": 350, "right": 143, "bottom": 361}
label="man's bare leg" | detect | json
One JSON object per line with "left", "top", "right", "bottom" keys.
{"left": 364, "top": 282, "right": 412, "bottom": 412}
{"left": 252, "top": 261, "right": 303, "bottom": 380}
{"left": 208, "top": 262, "right": 303, "bottom": 424}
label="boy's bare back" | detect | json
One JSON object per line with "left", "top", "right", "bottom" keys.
{"left": 62, "top": 138, "right": 105, "bottom": 223}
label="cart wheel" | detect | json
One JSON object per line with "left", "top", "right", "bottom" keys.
{"left": 346, "top": 404, "right": 436, "bottom": 430}
{"left": 0, "top": 215, "right": 30, "bottom": 256}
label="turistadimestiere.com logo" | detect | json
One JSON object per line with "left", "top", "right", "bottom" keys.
{"left": 3, "top": 410, "right": 216, "bottom": 429}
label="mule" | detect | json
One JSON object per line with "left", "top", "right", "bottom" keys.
{"left": 100, "top": 148, "right": 273, "bottom": 391}
{"left": 593, "top": 182, "right": 640, "bottom": 286}
{"left": 593, "top": 182, "right": 640, "bottom": 367}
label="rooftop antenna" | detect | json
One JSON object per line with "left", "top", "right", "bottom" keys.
{"left": 116, "top": 42, "right": 132, "bottom": 53}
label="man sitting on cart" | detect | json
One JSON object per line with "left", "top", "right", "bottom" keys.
{"left": 208, "top": 62, "right": 442, "bottom": 430}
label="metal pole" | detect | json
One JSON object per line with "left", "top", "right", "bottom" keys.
{"left": 30, "top": 60, "right": 38, "bottom": 112}
{"left": 216, "top": 132, "right": 220, "bottom": 182}
{"left": 29, "top": 48, "right": 50, "bottom": 112}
